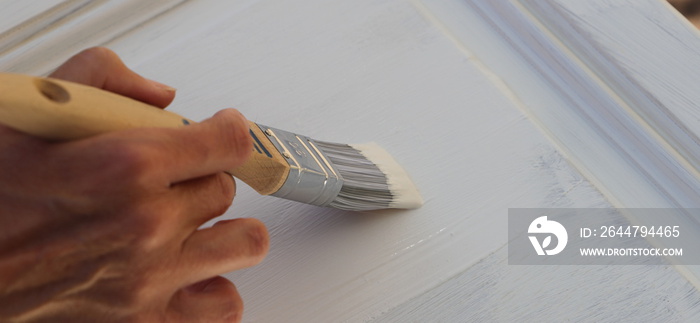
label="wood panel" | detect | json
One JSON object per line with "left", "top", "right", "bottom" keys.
{"left": 0, "top": 0, "right": 184, "bottom": 75}
{"left": 3, "top": 0, "right": 700, "bottom": 321}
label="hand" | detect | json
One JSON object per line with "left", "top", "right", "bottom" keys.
{"left": 0, "top": 47, "right": 269, "bottom": 322}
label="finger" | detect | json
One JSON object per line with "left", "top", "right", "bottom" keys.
{"left": 170, "top": 172, "right": 237, "bottom": 229}
{"left": 47, "top": 108, "right": 252, "bottom": 191}
{"left": 168, "top": 276, "right": 243, "bottom": 322}
{"left": 179, "top": 218, "right": 269, "bottom": 285}
{"left": 145, "top": 108, "right": 253, "bottom": 183}
{"left": 49, "top": 47, "right": 176, "bottom": 108}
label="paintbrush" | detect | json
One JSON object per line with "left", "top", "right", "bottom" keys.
{"left": 0, "top": 73, "right": 422, "bottom": 211}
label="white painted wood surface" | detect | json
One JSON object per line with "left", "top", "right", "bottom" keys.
{"left": 2, "top": 0, "right": 700, "bottom": 321}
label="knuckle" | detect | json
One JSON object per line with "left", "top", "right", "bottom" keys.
{"left": 109, "top": 277, "right": 161, "bottom": 312}
{"left": 125, "top": 210, "right": 169, "bottom": 250}
{"left": 100, "top": 141, "right": 157, "bottom": 184}
{"left": 110, "top": 198, "right": 172, "bottom": 251}
{"left": 73, "top": 47, "right": 119, "bottom": 65}
{"left": 215, "top": 109, "right": 253, "bottom": 164}
{"left": 212, "top": 173, "right": 236, "bottom": 214}
{"left": 242, "top": 219, "right": 269, "bottom": 263}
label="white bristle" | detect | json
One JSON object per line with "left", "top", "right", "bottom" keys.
{"left": 315, "top": 141, "right": 423, "bottom": 211}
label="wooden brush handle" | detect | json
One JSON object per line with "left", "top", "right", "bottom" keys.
{"left": 0, "top": 73, "right": 289, "bottom": 195}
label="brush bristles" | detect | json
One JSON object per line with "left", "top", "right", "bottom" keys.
{"left": 315, "top": 141, "right": 423, "bottom": 211}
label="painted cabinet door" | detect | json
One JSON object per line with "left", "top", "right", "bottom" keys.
{"left": 2, "top": 0, "right": 700, "bottom": 321}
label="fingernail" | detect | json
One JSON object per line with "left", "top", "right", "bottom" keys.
{"left": 149, "top": 79, "right": 176, "bottom": 92}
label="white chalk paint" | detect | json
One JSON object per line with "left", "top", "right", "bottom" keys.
{"left": 3, "top": 0, "right": 700, "bottom": 321}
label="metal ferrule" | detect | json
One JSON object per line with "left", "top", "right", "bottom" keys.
{"left": 257, "top": 124, "right": 343, "bottom": 207}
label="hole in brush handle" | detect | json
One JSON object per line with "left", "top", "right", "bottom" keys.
{"left": 34, "top": 78, "right": 71, "bottom": 104}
